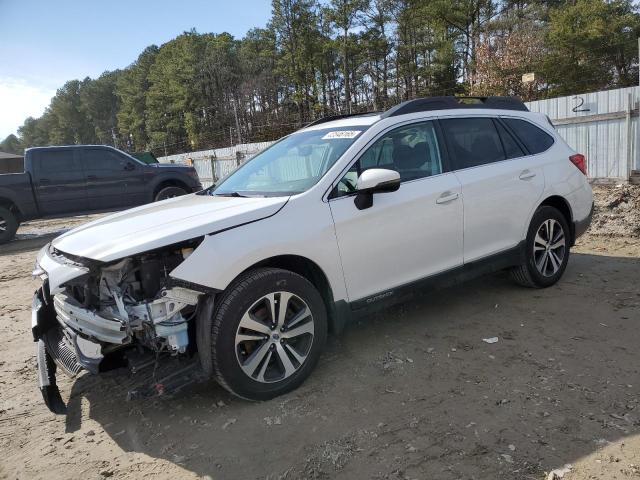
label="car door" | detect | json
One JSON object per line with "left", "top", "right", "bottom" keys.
{"left": 82, "top": 148, "right": 142, "bottom": 210}
{"left": 328, "top": 120, "right": 463, "bottom": 303}
{"left": 439, "top": 116, "right": 545, "bottom": 263}
{"left": 118, "top": 154, "right": 149, "bottom": 206}
{"left": 31, "top": 149, "right": 88, "bottom": 216}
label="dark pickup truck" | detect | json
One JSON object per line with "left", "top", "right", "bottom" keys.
{"left": 0, "top": 145, "right": 202, "bottom": 244}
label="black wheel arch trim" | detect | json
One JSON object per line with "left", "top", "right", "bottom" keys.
{"left": 573, "top": 201, "right": 594, "bottom": 242}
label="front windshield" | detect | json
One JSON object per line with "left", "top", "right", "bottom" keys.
{"left": 210, "top": 126, "right": 366, "bottom": 197}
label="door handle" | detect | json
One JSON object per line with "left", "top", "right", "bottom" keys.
{"left": 436, "top": 191, "right": 459, "bottom": 204}
{"left": 519, "top": 170, "right": 536, "bottom": 180}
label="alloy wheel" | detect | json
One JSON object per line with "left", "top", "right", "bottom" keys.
{"left": 533, "top": 219, "right": 566, "bottom": 277}
{"left": 235, "top": 291, "right": 314, "bottom": 383}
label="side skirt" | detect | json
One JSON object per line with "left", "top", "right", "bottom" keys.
{"left": 346, "top": 242, "right": 526, "bottom": 315}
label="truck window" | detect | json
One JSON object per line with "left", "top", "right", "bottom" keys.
{"left": 35, "top": 150, "right": 77, "bottom": 172}
{"left": 83, "top": 149, "right": 128, "bottom": 171}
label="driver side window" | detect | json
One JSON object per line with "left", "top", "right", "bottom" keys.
{"left": 334, "top": 121, "right": 443, "bottom": 197}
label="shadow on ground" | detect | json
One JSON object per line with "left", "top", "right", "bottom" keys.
{"left": 62, "top": 253, "right": 640, "bottom": 479}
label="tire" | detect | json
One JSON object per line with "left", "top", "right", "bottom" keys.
{"left": 0, "top": 206, "right": 19, "bottom": 244}
{"left": 510, "top": 206, "right": 570, "bottom": 288}
{"left": 211, "top": 268, "right": 327, "bottom": 401}
{"left": 154, "top": 186, "right": 188, "bottom": 202}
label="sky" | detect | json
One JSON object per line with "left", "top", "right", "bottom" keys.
{"left": 0, "top": 0, "right": 273, "bottom": 139}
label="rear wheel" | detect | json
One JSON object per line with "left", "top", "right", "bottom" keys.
{"left": 211, "top": 268, "right": 327, "bottom": 401}
{"left": 154, "top": 186, "right": 188, "bottom": 202}
{"left": 510, "top": 206, "right": 570, "bottom": 288}
{"left": 0, "top": 206, "right": 18, "bottom": 244}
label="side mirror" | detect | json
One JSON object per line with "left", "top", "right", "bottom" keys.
{"left": 354, "top": 168, "right": 400, "bottom": 210}
{"left": 124, "top": 162, "right": 135, "bottom": 171}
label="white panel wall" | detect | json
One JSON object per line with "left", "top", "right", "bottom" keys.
{"left": 160, "top": 88, "right": 640, "bottom": 181}
{"left": 158, "top": 141, "right": 275, "bottom": 188}
{"left": 158, "top": 141, "right": 274, "bottom": 165}
{"left": 526, "top": 86, "right": 639, "bottom": 179}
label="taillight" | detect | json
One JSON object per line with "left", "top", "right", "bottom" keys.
{"left": 569, "top": 153, "right": 586, "bottom": 175}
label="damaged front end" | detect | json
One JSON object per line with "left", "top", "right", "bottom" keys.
{"left": 32, "top": 239, "right": 208, "bottom": 413}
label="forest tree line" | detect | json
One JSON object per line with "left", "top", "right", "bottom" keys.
{"left": 2, "top": 0, "right": 640, "bottom": 157}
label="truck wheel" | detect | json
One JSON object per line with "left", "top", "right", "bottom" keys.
{"left": 154, "top": 186, "right": 188, "bottom": 202}
{"left": 211, "top": 268, "right": 327, "bottom": 401}
{"left": 0, "top": 206, "right": 18, "bottom": 244}
{"left": 510, "top": 206, "right": 570, "bottom": 288}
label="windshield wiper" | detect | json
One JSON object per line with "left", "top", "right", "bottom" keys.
{"left": 214, "top": 191, "right": 248, "bottom": 198}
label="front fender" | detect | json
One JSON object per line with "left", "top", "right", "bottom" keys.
{"left": 170, "top": 199, "right": 349, "bottom": 303}
{"left": 148, "top": 173, "right": 198, "bottom": 199}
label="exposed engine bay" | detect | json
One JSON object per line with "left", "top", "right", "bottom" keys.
{"left": 35, "top": 242, "right": 206, "bottom": 383}
{"left": 60, "top": 246, "right": 202, "bottom": 354}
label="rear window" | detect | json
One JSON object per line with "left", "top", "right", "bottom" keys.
{"left": 502, "top": 118, "right": 554, "bottom": 154}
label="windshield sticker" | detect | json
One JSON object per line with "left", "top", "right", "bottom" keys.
{"left": 322, "top": 130, "right": 361, "bottom": 140}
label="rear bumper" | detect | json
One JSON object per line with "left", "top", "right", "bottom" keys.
{"left": 573, "top": 201, "right": 594, "bottom": 242}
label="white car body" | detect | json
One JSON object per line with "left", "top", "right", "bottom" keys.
{"left": 32, "top": 98, "right": 593, "bottom": 408}
{"left": 45, "top": 108, "right": 592, "bottom": 302}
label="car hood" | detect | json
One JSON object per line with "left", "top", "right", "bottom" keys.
{"left": 52, "top": 193, "right": 289, "bottom": 262}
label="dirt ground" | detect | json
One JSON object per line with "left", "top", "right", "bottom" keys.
{"left": 1, "top": 186, "right": 640, "bottom": 480}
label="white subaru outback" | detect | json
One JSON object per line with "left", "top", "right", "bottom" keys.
{"left": 31, "top": 96, "right": 593, "bottom": 412}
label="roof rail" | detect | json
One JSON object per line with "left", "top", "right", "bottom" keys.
{"left": 381, "top": 96, "right": 528, "bottom": 118}
{"left": 305, "top": 111, "right": 380, "bottom": 128}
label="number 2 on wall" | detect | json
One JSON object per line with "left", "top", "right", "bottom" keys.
{"left": 572, "top": 96, "right": 590, "bottom": 113}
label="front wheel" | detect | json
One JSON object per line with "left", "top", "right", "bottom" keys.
{"left": 510, "top": 206, "right": 570, "bottom": 288}
{"left": 154, "top": 186, "right": 188, "bottom": 202}
{"left": 210, "top": 268, "right": 327, "bottom": 401}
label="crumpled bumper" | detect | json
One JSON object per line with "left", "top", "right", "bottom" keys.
{"left": 33, "top": 287, "right": 65, "bottom": 413}
{"left": 32, "top": 286, "right": 104, "bottom": 414}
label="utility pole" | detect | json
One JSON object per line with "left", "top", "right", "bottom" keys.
{"left": 635, "top": 37, "right": 640, "bottom": 180}
{"left": 232, "top": 97, "right": 242, "bottom": 146}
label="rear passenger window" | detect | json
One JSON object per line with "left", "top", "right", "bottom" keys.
{"left": 502, "top": 118, "right": 554, "bottom": 154}
{"left": 495, "top": 121, "right": 525, "bottom": 159}
{"left": 440, "top": 118, "right": 505, "bottom": 169}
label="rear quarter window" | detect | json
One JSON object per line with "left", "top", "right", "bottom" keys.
{"left": 502, "top": 118, "right": 554, "bottom": 154}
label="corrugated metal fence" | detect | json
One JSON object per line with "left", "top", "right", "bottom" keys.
{"left": 526, "top": 86, "right": 640, "bottom": 180}
{"left": 160, "top": 87, "right": 640, "bottom": 184}
{"left": 158, "top": 142, "right": 274, "bottom": 188}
